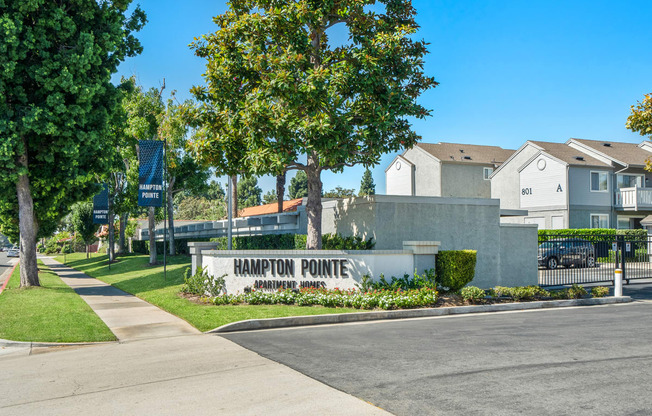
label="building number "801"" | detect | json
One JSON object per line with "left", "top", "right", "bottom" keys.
{"left": 521, "top": 188, "right": 532, "bottom": 195}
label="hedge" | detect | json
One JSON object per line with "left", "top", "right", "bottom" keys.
{"left": 538, "top": 228, "right": 647, "bottom": 240}
{"left": 132, "top": 233, "right": 375, "bottom": 254}
{"left": 132, "top": 237, "right": 213, "bottom": 256}
{"left": 435, "top": 250, "right": 477, "bottom": 292}
{"left": 538, "top": 228, "right": 648, "bottom": 258}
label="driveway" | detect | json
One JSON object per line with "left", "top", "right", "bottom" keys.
{"left": 223, "top": 300, "right": 652, "bottom": 416}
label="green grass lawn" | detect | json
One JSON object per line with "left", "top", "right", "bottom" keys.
{"left": 0, "top": 262, "right": 116, "bottom": 343}
{"left": 56, "top": 253, "right": 361, "bottom": 332}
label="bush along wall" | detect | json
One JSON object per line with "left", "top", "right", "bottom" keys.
{"left": 132, "top": 237, "right": 214, "bottom": 256}
{"left": 538, "top": 228, "right": 648, "bottom": 259}
{"left": 132, "top": 233, "right": 374, "bottom": 255}
{"left": 435, "top": 250, "right": 477, "bottom": 292}
{"left": 210, "top": 233, "right": 375, "bottom": 250}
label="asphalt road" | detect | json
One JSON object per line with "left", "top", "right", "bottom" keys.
{"left": 0, "top": 252, "right": 17, "bottom": 283}
{"left": 223, "top": 299, "right": 652, "bottom": 416}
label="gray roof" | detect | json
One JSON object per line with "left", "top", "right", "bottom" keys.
{"left": 570, "top": 138, "right": 650, "bottom": 167}
{"left": 528, "top": 141, "right": 611, "bottom": 168}
{"left": 415, "top": 142, "right": 515, "bottom": 166}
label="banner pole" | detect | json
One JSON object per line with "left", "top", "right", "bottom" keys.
{"left": 163, "top": 137, "right": 168, "bottom": 281}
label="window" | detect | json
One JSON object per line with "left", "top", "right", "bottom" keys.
{"left": 483, "top": 167, "right": 493, "bottom": 180}
{"left": 616, "top": 174, "right": 643, "bottom": 189}
{"left": 590, "top": 171, "right": 608, "bottom": 192}
{"left": 617, "top": 217, "right": 631, "bottom": 229}
{"left": 590, "top": 214, "right": 609, "bottom": 228}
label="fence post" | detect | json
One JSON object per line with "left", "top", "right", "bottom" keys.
{"left": 619, "top": 234, "right": 626, "bottom": 283}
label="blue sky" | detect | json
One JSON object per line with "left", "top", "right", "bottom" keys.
{"left": 114, "top": 0, "right": 652, "bottom": 197}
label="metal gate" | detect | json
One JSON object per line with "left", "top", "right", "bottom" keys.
{"left": 538, "top": 233, "right": 652, "bottom": 286}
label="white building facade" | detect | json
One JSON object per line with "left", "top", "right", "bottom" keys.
{"left": 386, "top": 138, "right": 652, "bottom": 230}
{"left": 493, "top": 138, "right": 652, "bottom": 229}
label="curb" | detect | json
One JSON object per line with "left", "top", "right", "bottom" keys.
{"left": 0, "top": 339, "right": 117, "bottom": 348}
{"left": 208, "top": 296, "right": 634, "bottom": 333}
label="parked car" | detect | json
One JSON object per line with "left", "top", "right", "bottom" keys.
{"left": 7, "top": 247, "right": 19, "bottom": 257}
{"left": 538, "top": 239, "right": 596, "bottom": 269}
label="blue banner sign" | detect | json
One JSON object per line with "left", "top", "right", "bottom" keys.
{"left": 138, "top": 140, "right": 164, "bottom": 207}
{"left": 92, "top": 184, "right": 109, "bottom": 224}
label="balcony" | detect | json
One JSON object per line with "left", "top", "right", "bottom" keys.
{"left": 614, "top": 186, "right": 652, "bottom": 211}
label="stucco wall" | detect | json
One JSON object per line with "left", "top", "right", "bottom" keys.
{"left": 568, "top": 206, "right": 614, "bottom": 229}
{"left": 491, "top": 145, "right": 541, "bottom": 209}
{"left": 569, "top": 167, "right": 612, "bottom": 207}
{"left": 441, "top": 164, "right": 491, "bottom": 198}
{"left": 499, "top": 224, "right": 538, "bottom": 286}
{"left": 403, "top": 147, "right": 441, "bottom": 196}
{"left": 321, "top": 195, "right": 537, "bottom": 288}
{"left": 385, "top": 157, "right": 414, "bottom": 196}
{"left": 519, "top": 154, "right": 567, "bottom": 209}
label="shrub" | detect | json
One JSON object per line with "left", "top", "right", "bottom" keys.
{"left": 363, "top": 269, "right": 436, "bottom": 292}
{"left": 460, "top": 286, "right": 486, "bottom": 303}
{"left": 210, "top": 233, "right": 374, "bottom": 251}
{"left": 435, "top": 250, "right": 477, "bottom": 292}
{"left": 209, "top": 287, "right": 438, "bottom": 310}
{"left": 567, "top": 284, "right": 588, "bottom": 299}
{"left": 490, "top": 285, "right": 549, "bottom": 301}
{"left": 180, "top": 267, "right": 225, "bottom": 297}
{"left": 591, "top": 286, "right": 609, "bottom": 298}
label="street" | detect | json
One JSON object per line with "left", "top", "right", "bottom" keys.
{"left": 223, "top": 289, "right": 652, "bottom": 416}
{"left": 0, "top": 252, "right": 17, "bottom": 287}
{"left": 2, "top": 285, "right": 652, "bottom": 415}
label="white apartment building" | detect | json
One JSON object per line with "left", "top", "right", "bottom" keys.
{"left": 492, "top": 138, "right": 652, "bottom": 229}
{"left": 386, "top": 138, "right": 652, "bottom": 229}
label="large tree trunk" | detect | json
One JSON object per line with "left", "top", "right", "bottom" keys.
{"left": 276, "top": 172, "right": 286, "bottom": 213}
{"left": 148, "top": 206, "right": 157, "bottom": 265}
{"left": 16, "top": 150, "right": 40, "bottom": 287}
{"left": 168, "top": 176, "right": 176, "bottom": 256}
{"left": 118, "top": 213, "right": 126, "bottom": 255}
{"left": 305, "top": 152, "right": 323, "bottom": 250}
{"left": 108, "top": 195, "right": 114, "bottom": 262}
{"left": 230, "top": 175, "right": 238, "bottom": 218}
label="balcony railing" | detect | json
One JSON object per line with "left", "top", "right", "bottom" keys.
{"left": 614, "top": 186, "right": 652, "bottom": 210}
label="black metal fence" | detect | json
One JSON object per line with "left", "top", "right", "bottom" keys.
{"left": 538, "top": 233, "right": 652, "bottom": 286}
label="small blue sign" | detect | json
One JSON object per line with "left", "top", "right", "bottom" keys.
{"left": 93, "top": 184, "right": 109, "bottom": 224}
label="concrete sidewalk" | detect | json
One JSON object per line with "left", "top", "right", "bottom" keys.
{"left": 39, "top": 257, "right": 200, "bottom": 342}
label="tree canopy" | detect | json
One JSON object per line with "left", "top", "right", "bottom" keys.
{"left": 289, "top": 171, "right": 309, "bottom": 199}
{"left": 323, "top": 186, "right": 356, "bottom": 198}
{"left": 190, "top": 0, "right": 435, "bottom": 248}
{"left": 0, "top": 0, "right": 145, "bottom": 285}
{"left": 237, "top": 176, "right": 262, "bottom": 209}
{"left": 626, "top": 93, "right": 652, "bottom": 170}
{"left": 359, "top": 168, "right": 376, "bottom": 196}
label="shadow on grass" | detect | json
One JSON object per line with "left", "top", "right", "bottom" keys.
{"left": 65, "top": 254, "right": 191, "bottom": 295}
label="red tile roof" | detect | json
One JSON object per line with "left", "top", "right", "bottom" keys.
{"left": 240, "top": 198, "right": 304, "bottom": 217}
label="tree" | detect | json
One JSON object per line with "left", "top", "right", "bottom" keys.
{"left": 289, "top": 171, "right": 309, "bottom": 199}
{"left": 276, "top": 172, "right": 286, "bottom": 213}
{"left": 263, "top": 190, "right": 278, "bottom": 205}
{"left": 159, "top": 95, "right": 211, "bottom": 255}
{"left": 175, "top": 195, "right": 225, "bottom": 220}
{"left": 237, "top": 176, "right": 262, "bottom": 209}
{"left": 359, "top": 169, "right": 376, "bottom": 196}
{"left": 627, "top": 93, "right": 652, "bottom": 170}
{"left": 323, "top": 187, "right": 356, "bottom": 198}
{"left": 191, "top": 0, "right": 436, "bottom": 248}
{"left": 70, "top": 202, "right": 99, "bottom": 259}
{"left": 205, "top": 180, "right": 226, "bottom": 200}
{"left": 0, "top": 1, "right": 145, "bottom": 286}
